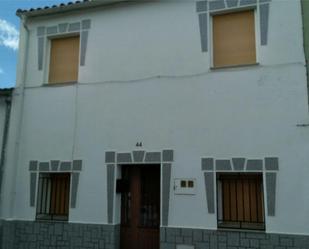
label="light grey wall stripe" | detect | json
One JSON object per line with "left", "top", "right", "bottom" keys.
{"left": 266, "top": 172, "right": 276, "bottom": 216}
{"left": 204, "top": 172, "right": 215, "bottom": 213}
{"left": 107, "top": 164, "right": 115, "bottom": 224}
{"left": 198, "top": 13, "right": 208, "bottom": 52}
{"left": 162, "top": 150, "right": 173, "bottom": 162}
{"left": 260, "top": 3, "right": 270, "bottom": 45}
{"left": 162, "top": 163, "right": 172, "bottom": 226}
{"left": 30, "top": 173, "right": 37, "bottom": 207}
{"left": 82, "top": 19, "right": 91, "bottom": 30}
{"left": 80, "top": 31, "right": 88, "bottom": 66}
{"left": 29, "top": 161, "right": 38, "bottom": 171}
{"left": 38, "top": 37, "right": 44, "bottom": 71}
{"left": 105, "top": 152, "right": 116, "bottom": 163}
{"left": 70, "top": 172, "right": 79, "bottom": 208}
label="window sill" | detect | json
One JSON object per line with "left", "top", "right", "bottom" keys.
{"left": 43, "top": 81, "right": 78, "bottom": 87}
{"left": 210, "top": 63, "right": 260, "bottom": 71}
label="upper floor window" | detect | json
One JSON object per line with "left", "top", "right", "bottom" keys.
{"left": 217, "top": 173, "right": 265, "bottom": 230}
{"left": 212, "top": 10, "right": 256, "bottom": 68}
{"left": 48, "top": 36, "right": 80, "bottom": 84}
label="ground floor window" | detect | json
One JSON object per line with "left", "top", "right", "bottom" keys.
{"left": 217, "top": 173, "right": 265, "bottom": 230}
{"left": 36, "top": 173, "right": 70, "bottom": 221}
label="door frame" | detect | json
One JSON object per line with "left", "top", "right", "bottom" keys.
{"left": 105, "top": 149, "right": 174, "bottom": 230}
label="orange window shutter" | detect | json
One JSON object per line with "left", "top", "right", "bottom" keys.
{"left": 48, "top": 36, "right": 80, "bottom": 84}
{"left": 213, "top": 10, "right": 256, "bottom": 68}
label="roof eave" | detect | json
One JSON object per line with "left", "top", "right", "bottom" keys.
{"left": 16, "top": 0, "right": 128, "bottom": 18}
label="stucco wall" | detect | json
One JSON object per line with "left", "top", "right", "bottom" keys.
{"left": 1, "top": 0, "right": 309, "bottom": 237}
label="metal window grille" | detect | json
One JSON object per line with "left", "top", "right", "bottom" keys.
{"left": 36, "top": 173, "right": 70, "bottom": 221}
{"left": 217, "top": 173, "right": 265, "bottom": 230}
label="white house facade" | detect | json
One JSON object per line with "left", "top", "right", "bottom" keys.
{"left": 0, "top": 0, "right": 309, "bottom": 249}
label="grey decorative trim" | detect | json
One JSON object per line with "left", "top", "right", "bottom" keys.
{"left": 201, "top": 156, "right": 279, "bottom": 216}
{"left": 39, "top": 162, "right": 49, "bottom": 171}
{"left": 232, "top": 158, "right": 246, "bottom": 170}
{"left": 58, "top": 23, "right": 68, "bottom": 33}
{"left": 105, "top": 151, "right": 116, "bottom": 163}
{"left": 50, "top": 160, "right": 60, "bottom": 171}
{"left": 117, "top": 153, "right": 132, "bottom": 163}
{"left": 105, "top": 149, "right": 174, "bottom": 226}
{"left": 240, "top": 0, "right": 256, "bottom": 6}
{"left": 29, "top": 160, "right": 82, "bottom": 209}
{"left": 73, "top": 160, "right": 82, "bottom": 171}
{"left": 29, "top": 161, "right": 38, "bottom": 171}
{"left": 260, "top": 3, "right": 270, "bottom": 46}
{"left": 37, "top": 37, "right": 44, "bottom": 71}
{"left": 202, "top": 158, "right": 214, "bottom": 171}
{"left": 216, "top": 160, "right": 232, "bottom": 171}
{"left": 132, "top": 150, "right": 145, "bottom": 162}
{"left": 68, "top": 22, "right": 81, "bottom": 32}
{"left": 162, "top": 163, "right": 172, "bottom": 226}
{"left": 196, "top": 1, "right": 208, "bottom": 12}
{"left": 204, "top": 172, "right": 215, "bottom": 213}
{"left": 71, "top": 172, "right": 80, "bottom": 208}
{"left": 60, "top": 161, "right": 72, "bottom": 171}
{"left": 107, "top": 164, "right": 115, "bottom": 224}
{"left": 209, "top": 0, "right": 226, "bottom": 11}
{"left": 265, "top": 157, "right": 279, "bottom": 171}
{"left": 46, "top": 26, "right": 58, "bottom": 35}
{"left": 162, "top": 150, "right": 174, "bottom": 162}
{"left": 226, "top": 0, "right": 238, "bottom": 8}
{"left": 198, "top": 13, "right": 208, "bottom": 52}
{"left": 37, "top": 26, "right": 45, "bottom": 36}
{"left": 30, "top": 173, "right": 37, "bottom": 207}
{"left": 196, "top": 0, "right": 271, "bottom": 52}
{"left": 36, "top": 19, "right": 91, "bottom": 70}
{"left": 145, "top": 152, "right": 161, "bottom": 162}
{"left": 246, "top": 159, "right": 263, "bottom": 171}
{"left": 80, "top": 31, "right": 88, "bottom": 66}
{"left": 82, "top": 19, "right": 91, "bottom": 30}
{"left": 266, "top": 172, "right": 276, "bottom": 216}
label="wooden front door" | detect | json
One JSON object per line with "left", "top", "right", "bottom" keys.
{"left": 120, "top": 165, "right": 160, "bottom": 249}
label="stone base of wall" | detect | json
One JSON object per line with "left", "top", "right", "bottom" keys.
{"left": 1, "top": 221, "right": 309, "bottom": 249}
{"left": 0, "top": 220, "right": 120, "bottom": 249}
{"left": 160, "top": 227, "right": 309, "bottom": 249}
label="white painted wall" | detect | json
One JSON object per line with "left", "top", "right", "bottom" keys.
{"left": 3, "top": 0, "right": 309, "bottom": 236}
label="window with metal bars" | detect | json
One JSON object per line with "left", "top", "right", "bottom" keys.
{"left": 36, "top": 173, "right": 70, "bottom": 221}
{"left": 217, "top": 173, "right": 265, "bottom": 230}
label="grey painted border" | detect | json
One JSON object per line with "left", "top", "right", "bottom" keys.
{"left": 105, "top": 149, "right": 174, "bottom": 226}
{"left": 107, "top": 164, "right": 115, "bottom": 224}
{"left": 201, "top": 156, "right": 278, "bottom": 217}
{"left": 28, "top": 160, "right": 82, "bottom": 208}
{"left": 196, "top": 0, "right": 271, "bottom": 52}
{"left": 36, "top": 19, "right": 91, "bottom": 71}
